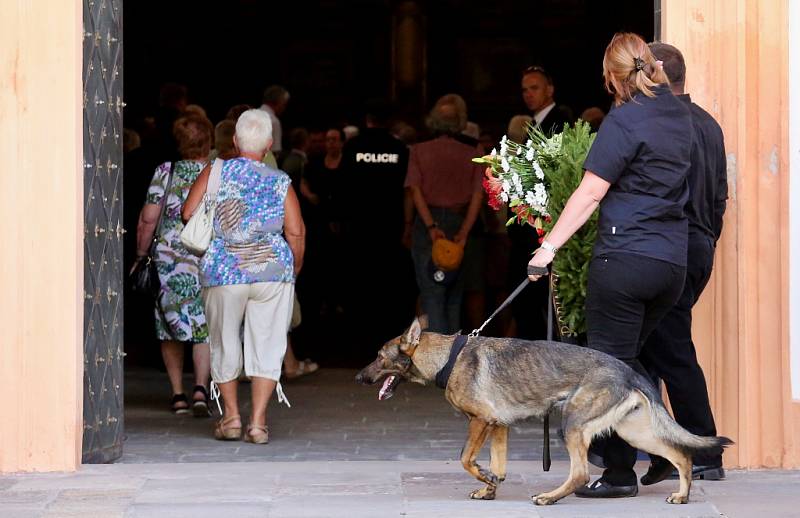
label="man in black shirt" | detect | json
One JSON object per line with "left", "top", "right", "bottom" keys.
{"left": 638, "top": 42, "right": 729, "bottom": 484}
{"left": 338, "top": 99, "right": 415, "bottom": 356}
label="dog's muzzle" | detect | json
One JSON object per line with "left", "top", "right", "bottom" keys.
{"left": 356, "top": 353, "right": 413, "bottom": 401}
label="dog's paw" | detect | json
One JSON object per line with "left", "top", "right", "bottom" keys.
{"left": 666, "top": 493, "right": 689, "bottom": 504}
{"left": 478, "top": 468, "right": 499, "bottom": 486}
{"left": 469, "top": 487, "right": 496, "bottom": 500}
{"left": 532, "top": 493, "right": 558, "bottom": 506}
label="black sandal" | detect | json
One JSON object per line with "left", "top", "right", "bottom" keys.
{"left": 171, "top": 393, "right": 190, "bottom": 415}
{"left": 192, "top": 385, "right": 211, "bottom": 418}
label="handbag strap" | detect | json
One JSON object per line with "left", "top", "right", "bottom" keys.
{"left": 149, "top": 161, "right": 177, "bottom": 256}
{"left": 206, "top": 158, "right": 223, "bottom": 199}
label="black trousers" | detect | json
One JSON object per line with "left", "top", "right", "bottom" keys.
{"left": 641, "top": 234, "right": 719, "bottom": 466}
{"left": 585, "top": 253, "right": 686, "bottom": 486}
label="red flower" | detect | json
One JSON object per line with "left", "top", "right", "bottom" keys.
{"left": 482, "top": 175, "right": 504, "bottom": 211}
{"left": 510, "top": 204, "right": 538, "bottom": 227}
{"left": 538, "top": 235, "right": 545, "bottom": 244}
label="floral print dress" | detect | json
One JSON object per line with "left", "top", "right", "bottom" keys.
{"left": 146, "top": 160, "right": 209, "bottom": 343}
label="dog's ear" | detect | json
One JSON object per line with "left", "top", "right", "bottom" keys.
{"left": 416, "top": 314, "right": 429, "bottom": 330}
{"left": 400, "top": 317, "right": 423, "bottom": 355}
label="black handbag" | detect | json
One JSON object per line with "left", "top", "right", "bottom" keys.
{"left": 129, "top": 162, "right": 176, "bottom": 298}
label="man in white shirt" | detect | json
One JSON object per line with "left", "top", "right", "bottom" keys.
{"left": 520, "top": 66, "right": 571, "bottom": 137}
{"left": 507, "top": 66, "right": 574, "bottom": 343}
{"left": 260, "top": 85, "right": 290, "bottom": 154}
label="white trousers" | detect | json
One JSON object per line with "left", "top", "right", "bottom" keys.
{"left": 202, "top": 282, "right": 294, "bottom": 383}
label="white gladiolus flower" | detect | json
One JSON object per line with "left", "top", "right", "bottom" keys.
{"left": 534, "top": 182, "right": 547, "bottom": 203}
{"left": 525, "top": 191, "right": 536, "bottom": 206}
{"left": 499, "top": 135, "right": 509, "bottom": 156}
{"left": 501, "top": 157, "right": 510, "bottom": 173}
{"left": 526, "top": 147, "right": 535, "bottom": 161}
{"left": 491, "top": 148, "right": 497, "bottom": 156}
{"left": 500, "top": 192, "right": 509, "bottom": 202}
{"left": 502, "top": 179, "right": 511, "bottom": 193}
{"left": 512, "top": 173, "right": 523, "bottom": 194}
{"left": 533, "top": 161, "right": 545, "bottom": 180}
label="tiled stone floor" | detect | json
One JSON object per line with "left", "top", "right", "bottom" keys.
{"left": 3, "top": 368, "right": 799, "bottom": 517}
{"left": 122, "top": 367, "right": 566, "bottom": 463}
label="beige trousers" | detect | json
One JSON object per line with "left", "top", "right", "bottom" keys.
{"left": 202, "top": 282, "right": 294, "bottom": 383}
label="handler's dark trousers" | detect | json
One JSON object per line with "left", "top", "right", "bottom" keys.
{"left": 585, "top": 253, "right": 686, "bottom": 487}
{"left": 641, "top": 233, "right": 720, "bottom": 466}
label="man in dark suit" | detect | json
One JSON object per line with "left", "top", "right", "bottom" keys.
{"left": 521, "top": 66, "right": 573, "bottom": 136}
{"left": 508, "top": 66, "right": 573, "bottom": 340}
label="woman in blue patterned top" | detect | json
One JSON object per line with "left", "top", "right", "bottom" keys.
{"left": 184, "top": 109, "right": 305, "bottom": 444}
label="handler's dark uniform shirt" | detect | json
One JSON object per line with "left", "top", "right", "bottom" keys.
{"left": 583, "top": 84, "right": 693, "bottom": 266}
{"left": 678, "top": 94, "right": 728, "bottom": 242}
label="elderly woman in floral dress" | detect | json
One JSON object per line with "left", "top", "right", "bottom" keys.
{"left": 134, "top": 113, "right": 213, "bottom": 416}
{"left": 183, "top": 109, "right": 305, "bottom": 444}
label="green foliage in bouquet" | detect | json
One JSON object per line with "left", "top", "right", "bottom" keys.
{"left": 538, "top": 121, "right": 597, "bottom": 336}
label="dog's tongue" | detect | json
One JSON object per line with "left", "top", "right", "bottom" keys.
{"left": 378, "top": 375, "right": 396, "bottom": 401}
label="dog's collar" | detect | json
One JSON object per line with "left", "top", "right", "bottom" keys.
{"left": 434, "top": 334, "right": 469, "bottom": 389}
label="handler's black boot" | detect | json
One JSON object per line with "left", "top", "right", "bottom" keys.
{"left": 575, "top": 477, "right": 638, "bottom": 498}
{"left": 641, "top": 456, "right": 725, "bottom": 485}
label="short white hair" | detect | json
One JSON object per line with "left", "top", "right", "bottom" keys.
{"left": 235, "top": 109, "right": 273, "bottom": 154}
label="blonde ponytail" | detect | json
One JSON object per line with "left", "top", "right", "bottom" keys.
{"left": 603, "top": 32, "right": 669, "bottom": 106}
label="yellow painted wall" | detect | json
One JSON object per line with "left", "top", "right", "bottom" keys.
{"left": 663, "top": 0, "right": 800, "bottom": 468}
{"left": 0, "top": 1, "right": 83, "bottom": 472}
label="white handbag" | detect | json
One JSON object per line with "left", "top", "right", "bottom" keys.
{"left": 180, "top": 158, "right": 223, "bottom": 256}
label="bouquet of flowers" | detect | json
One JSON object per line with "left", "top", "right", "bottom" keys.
{"left": 474, "top": 121, "right": 597, "bottom": 337}
{"left": 474, "top": 131, "right": 563, "bottom": 242}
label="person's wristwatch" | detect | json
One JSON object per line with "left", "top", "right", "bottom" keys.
{"left": 540, "top": 240, "right": 558, "bottom": 254}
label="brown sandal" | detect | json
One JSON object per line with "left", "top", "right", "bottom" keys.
{"left": 243, "top": 423, "right": 269, "bottom": 444}
{"left": 213, "top": 415, "right": 241, "bottom": 441}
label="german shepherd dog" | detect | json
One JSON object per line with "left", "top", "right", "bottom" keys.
{"left": 356, "top": 317, "right": 732, "bottom": 506}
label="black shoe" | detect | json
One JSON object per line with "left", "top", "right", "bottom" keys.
{"left": 171, "top": 393, "right": 190, "bottom": 415}
{"left": 191, "top": 385, "right": 212, "bottom": 418}
{"left": 640, "top": 457, "right": 673, "bottom": 486}
{"left": 575, "top": 478, "right": 638, "bottom": 499}
{"left": 667, "top": 464, "right": 726, "bottom": 481}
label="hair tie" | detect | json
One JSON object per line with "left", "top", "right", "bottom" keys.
{"left": 633, "top": 57, "right": 645, "bottom": 72}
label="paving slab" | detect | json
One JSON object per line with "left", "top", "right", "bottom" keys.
{"left": 124, "top": 503, "right": 270, "bottom": 518}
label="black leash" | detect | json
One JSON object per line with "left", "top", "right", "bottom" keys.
{"left": 468, "top": 265, "right": 549, "bottom": 337}
{"left": 543, "top": 271, "right": 553, "bottom": 472}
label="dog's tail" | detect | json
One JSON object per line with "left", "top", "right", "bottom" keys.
{"left": 633, "top": 380, "right": 733, "bottom": 456}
